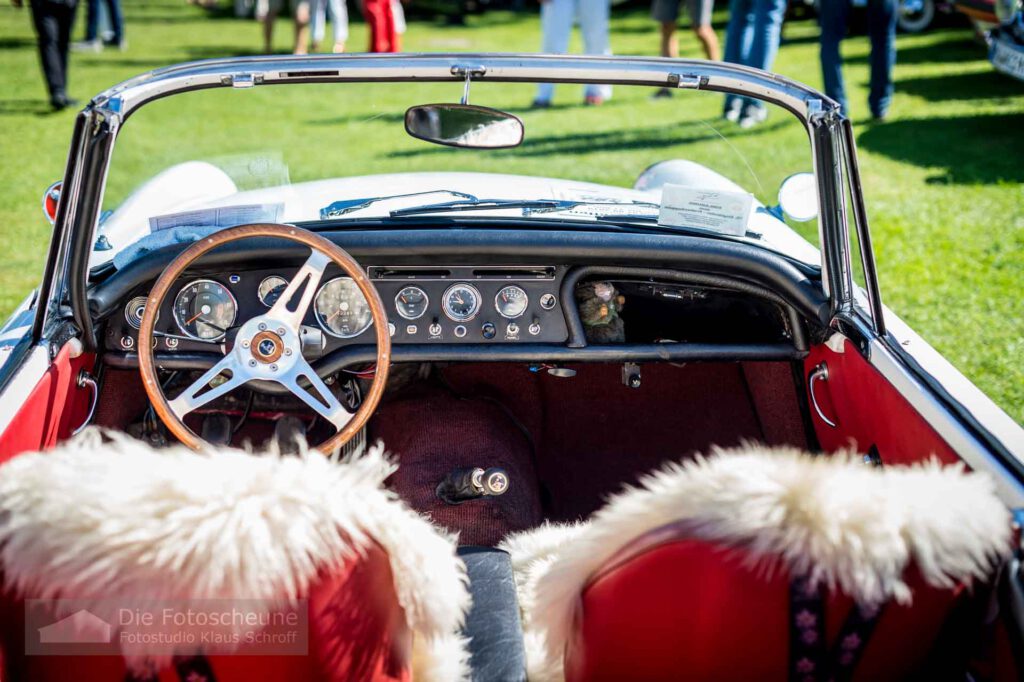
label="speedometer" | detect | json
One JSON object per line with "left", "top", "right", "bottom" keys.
{"left": 443, "top": 283, "right": 481, "bottom": 322}
{"left": 315, "top": 277, "right": 373, "bottom": 338}
{"left": 173, "top": 279, "right": 237, "bottom": 341}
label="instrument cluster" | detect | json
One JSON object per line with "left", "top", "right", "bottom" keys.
{"left": 111, "top": 265, "right": 568, "bottom": 352}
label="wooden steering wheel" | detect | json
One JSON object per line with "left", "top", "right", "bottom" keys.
{"left": 138, "top": 223, "right": 391, "bottom": 454}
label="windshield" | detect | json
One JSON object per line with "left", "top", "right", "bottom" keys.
{"left": 97, "top": 79, "right": 821, "bottom": 269}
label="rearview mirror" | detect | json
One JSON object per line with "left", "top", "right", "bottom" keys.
{"left": 777, "top": 173, "right": 818, "bottom": 222}
{"left": 405, "top": 104, "right": 524, "bottom": 149}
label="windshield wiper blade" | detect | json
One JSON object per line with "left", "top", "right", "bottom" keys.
{"left": 389, "top": 198, "right": 661, "bottom": 218}
{"left": 320, "top": 190, "right": 478, "bottom": 220}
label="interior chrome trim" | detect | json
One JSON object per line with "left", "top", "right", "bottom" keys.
{"left": 808, "top": 362, "right": 837, "bottom": 428}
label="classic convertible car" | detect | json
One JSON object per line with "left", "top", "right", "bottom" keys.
{"left": 0, "top": 54, "right": 1022, "bottom": 681}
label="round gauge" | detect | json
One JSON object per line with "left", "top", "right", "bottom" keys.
{"left": 315, "top": 277, "right": 373, "bottom": 338}
{"left": 495, "top": 285, "right": 529, "bottom": 319}
{"left": 443, "top": 283, "right": 481, "bottom": 322}
{"left": 395, "top": 286, "right": 429, "bottom": 320}
{"left": 258, "top": 276, "right": 289, "bottom": 307}
{"left": 173, "top": 279, "right": 237, "bottom": 341}
{"left": 124, "top": 295, "right": 158, "bottom": 329}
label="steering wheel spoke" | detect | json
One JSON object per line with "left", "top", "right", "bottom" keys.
{"left": 275, "top": 358, "right": 352, "bottom": 430}
{"left": 168, "top": 354, "right": 248, "bottom": 419}
{"left": 267, "top": 249, "right": 331, "bottom": 330}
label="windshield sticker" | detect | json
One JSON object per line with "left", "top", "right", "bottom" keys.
{"left": 658, "top": 185, "right": 753, "bottom": 236}
{"left": 149, "top": 204, "right": 283, "bottom": 232}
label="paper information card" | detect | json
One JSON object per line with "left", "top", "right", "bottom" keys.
{"left": 658, "top": 184, "right": 753, "bottom": 236}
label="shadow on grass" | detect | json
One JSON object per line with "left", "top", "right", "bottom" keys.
{"left": 846, "top": 29, "right": 984, "bottom": 65}
{"left": 894, "top": 70, "right": 1022, "bottom": 102}
{"left": 388, "top": 117, "right": 785, "bottom": 158}
{"left": 79, "top": 58, "right": 179, "bottom": 69}
{"left": 183, "top": 45, "right": 268, "bottom": 59}
{"left": 857, "top": 114, "right": 1024, "bottom": 184}
{"left": 0, "top": 98, "right": 55, "bottom": 117}
{"left": 0, "top": 37, "right": 35, "bottom": 50}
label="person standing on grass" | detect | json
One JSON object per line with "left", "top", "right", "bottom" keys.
{"left": 651, "top": 0, "right": 719, "bottom": 98}
{"left": 721, "top": 0, "right": 787, "bottom": 128}
{"left": 363, "top": 0, "right": 400, "bottom": 52}
{"left": 532, "top": 0, "right": 612, "bottom": 108}
{"left": 71, "top": 0, "right": 124, "bottom": 51}
{"left": 819, "top": 0, "right": 897, "bottom": 120}
{"left": 11, "top": 0, "right": 80, "bottom": 110}
{"left": 310, "top": 0, "right": 348, "bottom": 53}
{"left": 257, "top": 0, "right": 313, "bottom": 54}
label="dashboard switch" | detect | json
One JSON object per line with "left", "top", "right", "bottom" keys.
{"left": 506, "top": 322, "right": 520, "bottom": 337}
{"left": 428, "top": 321, "right": 442, "bottom": 337}
{"left": 454, "top": 325, "right": 467, "bottom": 338}
{"left": 528, "top": 319, "right": 541, "bottom": 336}
{"left": 481, "top": 322, "right": 496, "bottom": 339}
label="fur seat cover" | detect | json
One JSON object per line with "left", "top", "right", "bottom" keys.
{"left": 500, "top": 445, "right": 1012, "bottom": 682}
{"left": 0, "top": 429, "right": 471, "bottom": 681}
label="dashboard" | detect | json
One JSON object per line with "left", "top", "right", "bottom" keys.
{"left": 104, "top": 265, "right": 570, "bottom": 354}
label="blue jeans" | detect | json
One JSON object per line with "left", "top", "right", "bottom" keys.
{"left": 85, "top": 0, "right": 124, "bottom": 43}
{"left": 820, "top": 0, "right": 897, "bottom": 118}
{"left": 722, "top": 0, "right": 787, "bottom": 114}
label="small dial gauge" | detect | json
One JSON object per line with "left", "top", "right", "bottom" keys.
{"left": 173, "top": 279, "right": 237, "bottom": 341}
{"left": 315, "top": 277, "right": 373, "bottom": 338}
{"left": 124, "top": 295, "right": 158, "bottom": 329}
{"left": 258, "top": 276, "right": 289, "bottom": 307}
{"left": 395, "top": 286, "right": 429, "bottom": 320}
{"left": 443, "top": 283, "right": 481, "bottom": 322}
{"left": 495, "top": 285, "right": 529, "bottom": 319}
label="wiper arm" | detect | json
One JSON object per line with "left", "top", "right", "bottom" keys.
{"left": 389, "top": 198, "right": 661, "bottom": 218}
{"left": 320, "top": 190, "right": 478, "bottom": 220}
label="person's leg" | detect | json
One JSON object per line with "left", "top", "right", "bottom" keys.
{"left": 736, "top": 0, "right": 786, "bottom": 125}
{"left": 310, "top": 0, "right": 326, "bottom": 51}
{"left": 535, "top": 0, "right": 573, "bottom": 104}
{"left": 866, "top": 0, "right": 897, "bottom": 118}
{"left": 329, "top": 0, "right": 348, "bottom": 52}
{"left": 652, "top": 0, "right": 680, "bottom": 57}
{"left": 103, "top": 0, "right": 124, "bottom": 45}
{"left": 256, "top": 0, "right": 279, "bottom": 53}
{"left": 819, "top": 0, "right": 850, "bottom": 116}
{"left": 85, "top": 0, "right": 100, "bottom": 42}
{"left": 689, "top": 0, "right": 720, "bottom": 61}
{"left": 722, "top": 0, "right": 754, "bottom": 116}
{"left": 293, "top": 0, "right": 311, "bottom": 55}
{"left": 30, "top": 0, "right": 65, "bottom": 105}
{"left": 579, "top": 0, "right": 612, "bottom": 101}
{"left": 56, "top": 0, "right": 75, "bottom": 93}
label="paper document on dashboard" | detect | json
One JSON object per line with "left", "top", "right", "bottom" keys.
{"left": 658, "top": 185, "right": 753, "bottom": 236}
{"left": 149, "top": 204, "right": 283, "bottom": 232}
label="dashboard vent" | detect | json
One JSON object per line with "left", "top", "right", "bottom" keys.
{"left": 368, "top": 267, "right": 453, "bottom": 280}
{"left": 472, "top": 267, "right": 556, "bottom": 280}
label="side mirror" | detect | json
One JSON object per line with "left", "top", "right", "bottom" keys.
{"left": 777, "top": 173, "right": 818, "bottom": 222}
{"left": 42, "top": 181, "right": 62, "bottom": 225}
{"left": 405, "top": 104, "right": 524, "bottom": 149}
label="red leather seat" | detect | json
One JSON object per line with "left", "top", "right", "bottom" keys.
{"left": 0, "top": 542, "right": 412, "bottom": 682}
{"left": 564, "top": 531, "right": 975, "bottom": 682}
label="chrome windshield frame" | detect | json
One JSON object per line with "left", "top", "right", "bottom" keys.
{"left": 39, "top": 53, "right": 868, "bottom": 350}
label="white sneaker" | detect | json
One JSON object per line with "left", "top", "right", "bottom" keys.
{"left": 724, "top": 100, "right": 742, "bottom": 123}
{"left": 738, "top": 106, "right": 767, "bottom": 129}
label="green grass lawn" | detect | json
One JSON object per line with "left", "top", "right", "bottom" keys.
{"left": 0, "top": 1, "right": 1021, "bottom": 423}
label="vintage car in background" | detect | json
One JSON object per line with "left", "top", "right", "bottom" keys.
{"left": 0, "top": 54, "right": 1022, "bottom": 681}
{"left": 793, "top": 0, "right": 958, "bottom": 32}
{"left": 954, "top": 0, "right": 1024, "bottom": 79}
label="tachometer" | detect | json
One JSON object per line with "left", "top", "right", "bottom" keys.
{"left": 258, "top": 275, "right": 288, "bottom": 307}
{"left": 173, "top": 279, "right": 237, "bottom": 341}
{"left": 495, "top": 285, "right": 528, "bottom": 319}
{"left": 443, "top": 283, "right": 481, "bottom": 322}
{"left": 315, "top": 277, "right": 373, "bottom": 338}
{"left": 395, "top": 286, "right": 429, "bottom": 320}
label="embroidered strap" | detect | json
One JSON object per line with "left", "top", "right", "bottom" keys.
{"left": 788, "top": 577, "right": 884, "bottom": 682}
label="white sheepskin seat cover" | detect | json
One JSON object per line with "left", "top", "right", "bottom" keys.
{"left": 0, "top": 429, "right": 471, "bottom": 681}
{"left": 501, "top": 445, "right": 1012, "bottom": 682}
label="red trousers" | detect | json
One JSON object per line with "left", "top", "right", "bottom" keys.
{"left": 363, "top": 0, "right": 400, "bottom": 53}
